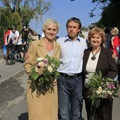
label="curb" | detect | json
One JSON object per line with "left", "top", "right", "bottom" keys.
{"left": 0, "top": 69, "right": 25, "bottom": 84}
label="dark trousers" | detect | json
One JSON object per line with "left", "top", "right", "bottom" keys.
{"left": 57, "top": 74, "right": 84, "bottom": 120}
{"left": 85, "top": 97, "right": 113, "bottom": 120}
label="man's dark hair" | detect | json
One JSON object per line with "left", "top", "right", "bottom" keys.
{"left": 104, "top": 27, "right": 111, "bottom": 34}
{"left": 66, "top": 17, "right": 82, "bottom": 29}
{"left": 11, "top": 26, "right": 16, "bottom": 30}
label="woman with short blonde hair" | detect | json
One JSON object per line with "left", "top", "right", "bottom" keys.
{"left": 24, "top": 18, "right": 61, "bottom": 120}
{"left": 110, "top": 27, "right": 120, "bottom": 58}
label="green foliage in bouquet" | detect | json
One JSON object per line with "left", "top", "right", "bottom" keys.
{"left": 29, "top": 55, "right": 61, "bottom": 94}
{"left": 85, "top": 71, "right": 119, "bottom": 110}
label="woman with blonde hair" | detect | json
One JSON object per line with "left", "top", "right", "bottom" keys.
{"left": 110, "top": 27, "right": 120, "bottom": 59}
{"left": 24, "top": 18, "right": 61, "bottom": 120}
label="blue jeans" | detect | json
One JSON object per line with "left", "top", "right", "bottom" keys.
{"left": 57, "top": 75, "right": 84, "bottom": 120}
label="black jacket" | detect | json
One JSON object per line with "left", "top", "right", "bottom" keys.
{"left": 83, "top": 46, "right": 118, "bottom": 79}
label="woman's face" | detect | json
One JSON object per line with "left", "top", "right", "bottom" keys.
{"left": 111, "top": 29, "right": 115, "bottom": 35}
{"left": 44, "top": 24, "right": 58, "bottom": 41}
{"left": 90, "top": 33, "right": 102, "bottom": 48}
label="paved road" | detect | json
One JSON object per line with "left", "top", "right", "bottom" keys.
{"left": 0, "top": 54, "right": 120, "bottom": 120}
{"left": 0, "top": 49, "right": 4, "bottom": 58}
{"left": 0, "top": 58, "right": 24, "bottom": 83}
{"left": 0, "top": 48, "right": 23, "bottom": 82}
{"left": 0, "top": 72, "right": 28, "bottom": 120}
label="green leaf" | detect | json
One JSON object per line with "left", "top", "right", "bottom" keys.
{"left": 39, "top": 77, "right": 44, "bottom": 84}
{"left": 33, "top": 74, "right": 39, "bottom": 81}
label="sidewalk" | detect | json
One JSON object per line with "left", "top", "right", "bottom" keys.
{"left": 0, "top": 49, "right": 4, "bottom": 60}
{"left": 0, "top": 51, "right": 27, "bottom": 120}
{"left": 0, "top": 49, "right": 24, "bottom": 83}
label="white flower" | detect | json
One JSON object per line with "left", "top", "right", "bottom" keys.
{"left": 48, "top": 65, "right": 53, "bottom": 73}
{"left": 102, "top": 90, "right": 107, "bottom": 94}
{"left": 96, "top": 86, "right": 102, "bottom": 94}
{"left": 85, "top": 78, "right": 90, "bottom": 83}
{"left": 37, "top": 57, "right": 43, "bottom": 61}
{"left": 38, "top": 61, "right": 44, "bottom": 67}
{"left": 86, "top": 73, "right": 94, "bottom": 79}
{"left": 35, "top": 66, "right": 39, "bottom": 72}
{"left": 107, "top": 90, "right": 113, "bottom": 95}
{"left": 51, "top": 63, "right": 55, "bottom": 67}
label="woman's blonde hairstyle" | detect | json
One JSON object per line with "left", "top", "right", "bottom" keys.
{"left": 111, "top": 27, "right": 119, "bottom": 36}
{"left": 42, "top": 18, "right": 60, "bottom": 33}
{"left": 88, "top": 27, "right": 106, "bottom": 45}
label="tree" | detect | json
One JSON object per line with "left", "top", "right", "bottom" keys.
{"left": 70, "top": 0, "right": 120, "bottom": 29}
{"left": 97, "top": 0, "right": 120, "bottom": 29}
{"left": 0, "top": 0, "right": 51, "bottom": 46}
{"left": 90, "top": 0, "right": 120, "bottom": 29}
{"left": 0, "top": 0, "right": 51, "bottom": 26}
{"left": 0, "top": 7, "right": 13, "bottom": 46}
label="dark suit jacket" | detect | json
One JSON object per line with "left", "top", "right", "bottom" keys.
{"left": 83, "top": 46, "right": 118, "bottom": 79}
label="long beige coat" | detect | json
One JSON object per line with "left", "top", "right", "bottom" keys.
{"left": 24, "top": 39, "right": 61, "bottom": 120}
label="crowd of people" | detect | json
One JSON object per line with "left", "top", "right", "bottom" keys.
{"left": 23, "top": 17, "right": 119, "bottom": 120}
{"left": 5, "top": 26, "right": 33, "bottom": 64}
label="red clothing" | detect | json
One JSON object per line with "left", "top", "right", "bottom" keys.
{"left": 4, "top": 30, "right": 11, "bottom": 45}
{"left": 110, "top": 36, "right": 120, "bottom": 56}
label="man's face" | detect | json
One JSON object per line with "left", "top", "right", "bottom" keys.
{"left": 67, "top": 21, "right": 80, "bottom": 40}
{"left": 12, "top": 29, "right": 16, "bottom": 33}
{"left": 24, "top": 28, "right": 27, "bottom": 31}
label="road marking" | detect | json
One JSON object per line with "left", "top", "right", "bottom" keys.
{"left": 0, "top": 69, "right": 25, "bottom": 84}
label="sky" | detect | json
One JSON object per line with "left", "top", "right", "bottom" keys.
{"left": 30, "top": 0, "right": 102, "bottom": 37}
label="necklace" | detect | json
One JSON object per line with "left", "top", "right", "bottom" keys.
{"left": 91, "top": 47, "right": 101, "bottom": 60}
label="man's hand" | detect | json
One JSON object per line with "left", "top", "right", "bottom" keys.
{"left": 13, "top": 41, "right": 17, "bottom": 44}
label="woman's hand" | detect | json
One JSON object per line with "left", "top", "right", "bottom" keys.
{"left": 25, "top": 53, "right": 30, "bottom": 60}
{"left": 112, "top": 53, "right": 117, "bottom": 60}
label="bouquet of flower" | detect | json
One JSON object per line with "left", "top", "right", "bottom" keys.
{"left": 29, "top": 55, "right": 61, "bottom": 93}
{"left": 85, "top": 71, "right": 119, "bottom": 108}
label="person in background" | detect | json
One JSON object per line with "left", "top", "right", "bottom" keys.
{"left": 57, "top": 17, "right": 88, "bottom": 120}
{"left": 7, "top": 26, "right": 24, "bottom": 62}
{"left": 7, "top": 26, "right": 19, "bottom": 46}
{"left": 4, "top": 28, "right": 11, "bottom": 55}
{"left": 104, "top": 27, "right": 112, "bottom": 49}
{"left": 24, "top": 18, "right": 61, "bottom": 120}
{"left": 83, "top": 27, "right": 118, "bottom": 120}
{"left": 110, "top": 27, "right": 120, "bottom": 59}
{"left": 109, "top": 27, "right": 120, "bottom": 84}
{"left": 20, "top": 26, "right": 32, "bottom": 53}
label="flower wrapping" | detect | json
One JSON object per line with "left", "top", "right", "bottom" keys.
{"left": 29, "top": 55, "right": 61, "bottom": 93}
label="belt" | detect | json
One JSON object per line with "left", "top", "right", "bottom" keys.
{"left": 60, "top": 72, "right": 82, "bottom": 78}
